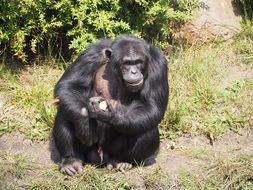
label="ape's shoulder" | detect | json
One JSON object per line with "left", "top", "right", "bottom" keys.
{"left": 79, "top": 39, "right": 113, "bottom": 57}
{"left": 60, "top": 39, "right": 113, "bottom": 80}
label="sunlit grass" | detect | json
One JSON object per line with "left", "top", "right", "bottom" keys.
{"left": 0, "top": 64, "right": 63, "bottom": 140}
{"left": 0, "top": 153, "right": 173, "bottom": 189}
{"left": 160, "top": 38, "right": 253, "bottom": 139}
{"left": 178, "top": 154, "right": 253, "bottom": 189}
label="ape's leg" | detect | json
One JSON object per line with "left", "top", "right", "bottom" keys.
{"left": 104, "top": 127, "right": 160, "bottom": 169}
{"left": 53, "top": 112, "right": 85, "bottom": 175}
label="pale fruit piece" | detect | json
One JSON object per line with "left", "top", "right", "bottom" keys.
{"left": 99, "top": 101, "right": 107, "bottom": 111}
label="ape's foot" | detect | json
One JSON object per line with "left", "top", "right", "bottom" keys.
{"left": 106, "top": 160, "right": 133, "bottom": 171}
{"left": 60, "top": 157, "right": 83, "bottom": 176}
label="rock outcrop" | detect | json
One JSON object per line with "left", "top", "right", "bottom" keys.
{"left": 175, "top": 0, "right": 242, "bottom": 43}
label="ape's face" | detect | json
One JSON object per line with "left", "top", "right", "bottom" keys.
{"left": 120, "top": 53, "right": 145, "bottom": 92}
{"left": 108, "top": 38, "right": 149, "bottom": 93}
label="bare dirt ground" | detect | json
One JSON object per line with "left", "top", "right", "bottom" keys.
{"left": 0, "top": 127, "right": 252, "bottom": 187}
{"left": 221, "top": 64, "right": 253, "bottom": 88}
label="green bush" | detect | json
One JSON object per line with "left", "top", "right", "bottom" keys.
{"left": 0, "top": 0, "right": 198, "bottom": 62}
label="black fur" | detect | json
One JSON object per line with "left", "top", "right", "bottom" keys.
{"left": 53, "top": 35, "right": 169, "bottom": 172}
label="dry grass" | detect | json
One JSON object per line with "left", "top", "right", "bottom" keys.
{"left": 0, "top": 64, "right": 63, "bottom": 140}
{"left": 160, "top": 38, "right": 253, "bottom": 139}
{"left": 178, "top": 154, "right": 253, "bottom": 189}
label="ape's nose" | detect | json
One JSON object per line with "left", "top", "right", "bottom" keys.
{"left": 131, "top": 69, "right": 137, "bottom": 75}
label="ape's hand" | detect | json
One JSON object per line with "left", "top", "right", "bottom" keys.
{"left": 88, "top": 97, "right": 113, "bottom": 122}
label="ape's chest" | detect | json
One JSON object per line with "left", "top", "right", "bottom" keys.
{"left": 92, "top": 64, "right": 123, "bottom": 107}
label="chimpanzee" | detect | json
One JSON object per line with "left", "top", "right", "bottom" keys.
{"left": 53, "top": 35, "right": 168, "bottom": 175}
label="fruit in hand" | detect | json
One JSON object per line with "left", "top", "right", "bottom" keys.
{"left": 99, "top": 101, "right": 107, "bottom": 111}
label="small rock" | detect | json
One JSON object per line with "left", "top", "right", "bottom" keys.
{"left": 168, "top": 141, "right": 176, "bottom": 150}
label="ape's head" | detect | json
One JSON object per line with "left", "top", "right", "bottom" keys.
{"left": 104, "top": 35, "right": 149, "bottom": 93}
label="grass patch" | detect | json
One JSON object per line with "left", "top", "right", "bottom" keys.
{"left": 0, "top": 153, "right": 132, "bottom": 190}
{"left": 0, "top": 63, "right": 63, "bottom": 140}
{"left": 27, "top": 166, "right": 133, "bottom": 190}
{"left": 0, "top": 153, "right": 174, "bottom": 190}
{"left": 0, "top": 154, "right": 33, "bottom": 189}
{"left": 2, "top": 152, "right": 251, "bottom": 189}
{"left": 178, "top": 154, "right": 253, "bottom": 189}
{"left": 160, "top": 37, "right": 253, "bottom": 139}
{"left": 139, "top": 167, "right": 171, "bottom": 189}
{"left": 205, "top": 78, "right": 253, "bottom": 136}
{"left": 235, "top": 25, "right": 253, "bottom": 65}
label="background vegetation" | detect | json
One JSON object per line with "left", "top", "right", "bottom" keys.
{"left": 0, "top": 0, "right": 253, "bottom": 189}
{"left": 0, "top": 0, "right": 198, "bottom": 62}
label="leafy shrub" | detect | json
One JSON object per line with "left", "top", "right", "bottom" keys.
{"left": 0, "top": 0, "right": 198, "bottom": 62}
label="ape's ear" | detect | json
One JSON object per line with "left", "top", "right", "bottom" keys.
{"left": 103, "top": 48, "right": 112, "bottom": 59}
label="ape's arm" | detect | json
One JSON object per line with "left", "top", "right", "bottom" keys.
{"left": 54, "top": 40, "right": 111, "bottom": 145}
{"left": 55, "top": 40, "right": 111, "bottom": 119}
{"left": 88, "top": 91, "right": 167, "bottom": 135}
{"left": 111, "top": 99, "right": 166, "bottom": 134}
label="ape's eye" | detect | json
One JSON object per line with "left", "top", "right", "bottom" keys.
{"left": 136, "top": 63, "right": 143, "bottom": 69}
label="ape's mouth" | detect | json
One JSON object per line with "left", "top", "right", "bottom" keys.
{"left": 127, "top": 79, "right": 143, "bottom": 87}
